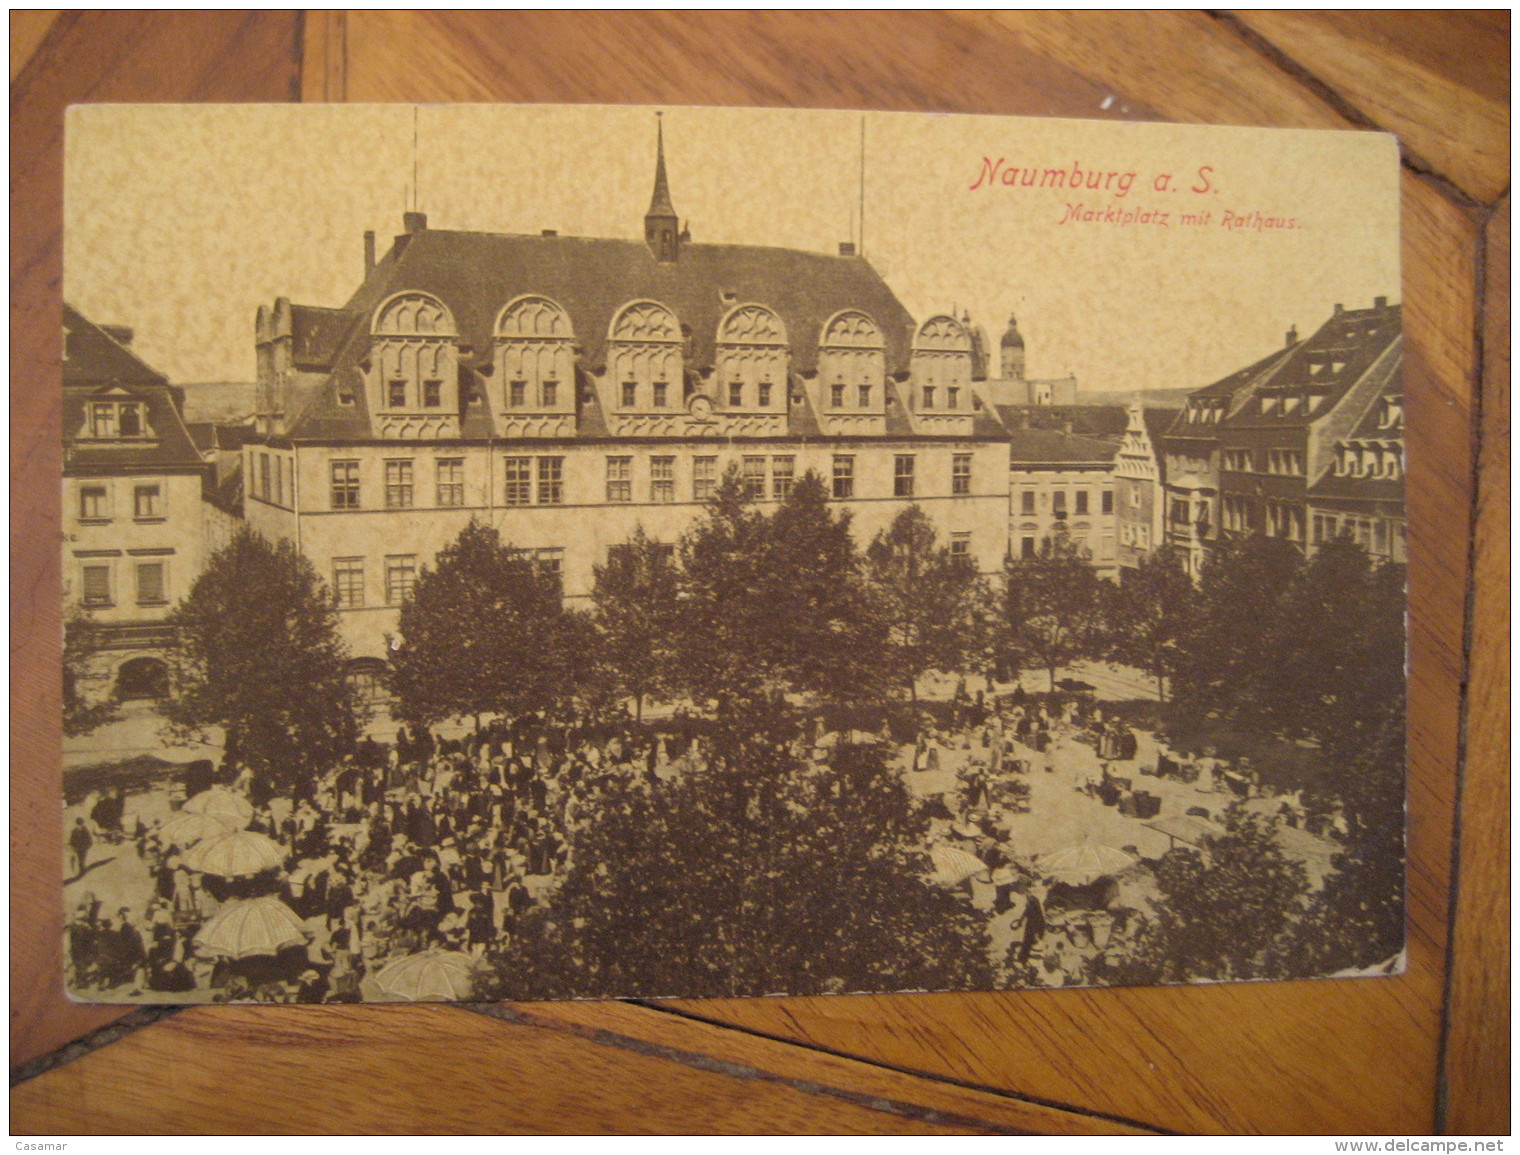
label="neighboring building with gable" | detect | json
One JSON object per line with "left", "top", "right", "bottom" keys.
{"left": 1214, "top": 299, "right": 1401, "bottom": 551}
{"left": 1305, "top": 376, "right": 1405, "bottom": 562}
{"left": 999, "top": 419, "right": 1120, "bottom": 579}
{"left": 240, "top": 119, "right": 1015, "bottom": 667}
{"left": 62, "top": 304, "right": 219, "bottom": 705}
{"left": 1113, "top": 399, "right": 1179, "bottom": 571}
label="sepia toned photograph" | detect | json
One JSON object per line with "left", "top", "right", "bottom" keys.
{"left": 60, "top": 102, "right": 1405, "bottom": 1005}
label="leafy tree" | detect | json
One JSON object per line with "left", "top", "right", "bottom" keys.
{"left": 1102, "top": 809, "right": 1311, "bottom": 985}
{"left": 63, "top": 605, "right": 121, "bottom": 737}
{"left": 590, "top": 526, "right": 681, "bottom": 722}
{"left": 669, "top": 468, "right": 773, "bottom": 712}
{"left": 487, "top": 734, "right": 993, "bottom": 999}
{"left": 1271, "top": 704, "right": 1406, "bottom": 976}
{"left": 165, "top": 527, "right": 356, "bottom": 798}
{"left": 761, "top": 471, "right": 886, "bottom": 708}
{"left": 865, "top": 504, "right": 991, "bottom": 703}
{"left": 1109, "top": 544, "right": 1197, "bottom": 701}
{"left": 1002, "top": 526, "right": 1107, "bottom": 691}
{"left": 671, "top": 469, "right": 878, "bottom": 709}
{"left": 390, "top": 519, "right": 568, "bottom": 729}
{"left": 1170, "top": 534, "right": 1303, "bottom": 732}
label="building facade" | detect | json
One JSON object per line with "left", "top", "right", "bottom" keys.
{"left": 1112, "top": 399, "right": 1172, "bottom": 571}
{"left": 62, "top": 305, "right": 221, "bottom": 705}
{"left": 1002, "top": 425, "right": 1119, "bottom": 579}
{"left": 1159, "top": 299, "right": 1403, "bottom": 578}
{"left": 243, "top": 124, "right": 1014, "bottom": 665}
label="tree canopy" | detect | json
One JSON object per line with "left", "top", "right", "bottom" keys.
{"left": 165, "top": 527, "right": 356, "bottom": 798}
{"left": 390, "top": 519, "right": 571, "bottom": 728}
{"left": 1002, "top": 526, "right": 1107, "bottom": 690}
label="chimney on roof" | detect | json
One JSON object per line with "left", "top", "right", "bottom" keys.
{"left": 403, "top": 211, "right": 428, "bottom": 234}
{"left": 1286, "top": 323, "right": 1299, "bottom": 347}
{"left": 1375, "top": 295, "right": 1388, "bottom": 308}
{"left": 364, "top": 231, "right": 376, "bottom": 275}
{"left": 1333, "top": 302, "right": 1343, "bottom": 315}
{"left": 541, "top": 229, "right": 558, "bottom": 237}
{"left": 100, "top": 324, "right": 134, "bottom": 347}
{"left": 838, "top": 241, "right": 857, "bottom": 257}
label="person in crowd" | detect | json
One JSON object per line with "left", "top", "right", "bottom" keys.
{"left": 68, "top": 817, "right": 93, "bottom": 878}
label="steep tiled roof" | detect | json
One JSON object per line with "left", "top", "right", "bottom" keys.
{"left": 286, "top": 227, "right": 918, "bottom": 440}
{"left": 996, "top": 404, "right": 1128, "bottom": 439}
{"left": 62, "top": 303, "right": 168, "bottom": 388}
{"left": 62, "top": 305, "right": 205, "bottom": 472}
{"left": 1005, "top": 428, "right": 1120, "bottom": 465}
{"left": 1219, "top": 303, "right": 1401, "bottom": 431}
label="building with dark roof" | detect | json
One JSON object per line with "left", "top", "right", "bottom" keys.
{"left": 1159, "top": 299, "right": 1403, "bottom": 577}
{"left": 242, "top": 120, "right": 1017, "bottom": 664}
{"left": 1000, "top": 424, "right": 1120, "bottom": 578}
{"left": 63, "top": 304, "right": 230, "bottom": 704}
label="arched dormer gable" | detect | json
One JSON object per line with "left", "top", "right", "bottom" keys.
{"left": 369, "top": 291, "right": 460, "bottom": 431}
{"left": 817, "top": 309, "right": 886, "bottom": 414}
{"left": 494, "top": 295, "right": 576, "bottom": 415}
{"left": 819, "top": 308, "right": 884, "bottom": 351}
{"left": 912, "top": 313, "right": 973, "bottom": 354}
{"left": 495, "top": 294, "right": 575, "bottom": 341}
{"left": 372, "top": 291, "right": 457, "bottom": 338}
{"left": 910, "top": 313, "right": 974, "bottom": 403}
{"left": 717, "top": 302, "right": 788, "bottom": 347}
{"left": 715, "top": 303, "right": 788, "bottom": 413}
{"left": 609, "top": 300, "right": 683, "bottom": 413}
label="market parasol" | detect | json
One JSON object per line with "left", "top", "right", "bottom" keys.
{"left": 1038, "top": 841, "right": 1136, "bottom": 885}
{"left": 183, "top": 787, "right": 254, "bottom": 829}
{"left": 160, "top": 810, "right": 238, "bottom": 847}
{"left": 182, "top": 828, "right": 287, "bottom": 877}
{"left": 930, "top": 844, "right": 988, "bottom": 885}
{"left": 193, "top": 895, "right": 308, "bottom": 959}
{"left": 374, "top": 949, "right": 477, "bottom": 1002}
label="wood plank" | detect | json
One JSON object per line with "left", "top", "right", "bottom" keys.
{"left": 336, "top": 9, "right": 1154, "bottom": 120}
{"left": 12, "top": 1002, "right": 1091, "bottom": 1135}
{"left": 959, "top": 9, "right": 1357, "bottom": 130}
{"left": 1230, "top": 11, "right": 1510, "bottom": 205}
{"left": 8, "top": 9, "right": 301, "bottom": 1071}
{"left": 491, "top": 1001, "right": 1152, "bottom": 1135}
{"left": 1441, "top": 197, "right": 1511, "bottom": 1135}
{"left": 9, "top": 10, "right": 60, "bottom": 81}
{"left": 298, "top": 9, "right": 345, "bottom": 103}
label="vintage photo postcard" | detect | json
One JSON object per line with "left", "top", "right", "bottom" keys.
{"left": 61, "top": 103, "right": 1405, "bottom": 1004}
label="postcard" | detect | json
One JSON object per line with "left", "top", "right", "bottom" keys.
{"left": 61, "top": 103, "right": 1404, "bottom": 1003}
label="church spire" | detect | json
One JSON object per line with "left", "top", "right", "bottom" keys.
{"left": 645, "top": 112, "right": 681, "bottom": 262}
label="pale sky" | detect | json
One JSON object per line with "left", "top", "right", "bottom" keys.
{"left": 65, "top": 104, "right": 1401, "bottom": 394}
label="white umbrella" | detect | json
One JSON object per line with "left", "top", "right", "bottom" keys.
{"left": 1039, "top": 841, "right": 1136, "bottom": 885}
{"left": 183, "top": 788, "right": 254, "bottom": 829}
{"left": 160, "top": 810, "right": 238, "bottom": 847}
{"left": 930, "top": 844, "right": 988, "bottom": 885}
{"left": 193, "top": 895, "right": 308, "bottom": 959}
{"left": 183, "top": 829, "right": 287, "bottom": 877}
{"left": 374, "top": 949, "right": 477, "bottom": 1002}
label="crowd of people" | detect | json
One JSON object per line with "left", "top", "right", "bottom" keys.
{"left": 65, "top": 715, "right": 715, "bottom": 1003}
{"left": 64, "top": 680, "right": 1339, "bottom": 1001}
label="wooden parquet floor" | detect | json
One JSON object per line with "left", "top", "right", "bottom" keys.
{"left": 10, "top": 10, "right": 1509, "bottom": 1135}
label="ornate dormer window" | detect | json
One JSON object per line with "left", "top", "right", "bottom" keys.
{"left": 371, "top": 291, "right": 459, "bottom": 428}
{"left": 910, "top": 315, "right": 974, "bottom": 406}
{"left": 494, "top": 295, "right": 575, "bottom": 413}
{"left": 818, "top": 309, "right": 884, "bottom": 411}
{"left": 715, "top": 304, "right": 788, "bottom": 413}
{"left": 609, "top": 300, "right": 683, "bottom": 412}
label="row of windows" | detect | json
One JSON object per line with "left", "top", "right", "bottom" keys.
{"left": 331, "top": 549, "right": 563, "bottom": 609}
{"left": 250, "top": 451, "right": 296, "bottom": 507}
{"left": 388, "top": 378, "right": 446, "bottom": 409}
{"left": 326, "top": 453, "right": 976, "bottom": 510}
{"left": 1334, "top": 444, "right": 1403, "bottom": 480}
{"left": 77, "top": 482, "right": 163, "bottom": 523}
{"left": 78, "top": 559, "right": 168, "bottom": 608}
{"left": 1016, "top": 488, "right": 1113, "bottom": 516}
{"left": 1312, "top": 513, "right": 1403, "bottom": 555}
{"left": 1259, "top": 391, "right": 1327, "bottom": 417}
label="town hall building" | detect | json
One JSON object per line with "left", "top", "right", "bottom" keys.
{"left": 241, "top": 120, "right": 1015, "bottom": 666}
